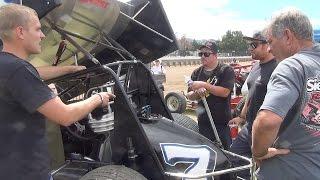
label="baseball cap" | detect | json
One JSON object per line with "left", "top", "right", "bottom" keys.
{"left": 243, "top": 31, "right": 267, "bottom": 43}
{"left": 199, "top": 41, "right": 218, "bottom": 54}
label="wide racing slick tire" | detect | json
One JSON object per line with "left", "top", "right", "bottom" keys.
{"left": 172, "top": 113, "right": 199, "bottom": 133}
{"left": 80, "top": 165, "right": 147, "bottom": 180}
{"left": 165, "top": 92, "right": 187, "bottom": 114}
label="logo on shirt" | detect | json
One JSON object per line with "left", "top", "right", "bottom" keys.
{"left": 208, "top": 76, "right": 218, "bottom": 85}
{"left": 302, "top": 81, "right": 320, "bottom": 136}
{"left": 203, "top": 76, "right": 218, "bottom": 98}
{"left": 306, "top": 77, "right": 320, "bottom": 92}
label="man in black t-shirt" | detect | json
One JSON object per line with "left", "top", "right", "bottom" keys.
{"left": 187, "top": 41, "right": 235, "bottom": 149}
{"left": 0, "top": 4, "right": 114, "bottom": 180}
{"left": 228, "top": 31, "right": 277, "bottom": 179}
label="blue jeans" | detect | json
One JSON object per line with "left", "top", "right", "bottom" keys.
{"left": 49, "top": 174, "right": 53, "bottom": 180}
{"left": 230, "top": 123, "right": 252, "bottom": 179}
{"left": 198, "top": 117, "right": 231, "bottom": 150}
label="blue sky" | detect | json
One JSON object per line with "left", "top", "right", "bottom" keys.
{"left": 160, "top": 0, "right": 320, "bottom": 40}
{"left": 1, "top": 0, "right": 319, "bottom": 40}
{"left": 226, "top": 0, "right": 319, "bottom": 20}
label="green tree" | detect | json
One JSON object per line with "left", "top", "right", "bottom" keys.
{"left": 191, "top": 39, "right": 200, "bottom": 50}
{"left": 219, "top": 30, "right": 248, "bottom": 56}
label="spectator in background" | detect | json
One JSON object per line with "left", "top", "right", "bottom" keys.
{"left": 151, "top": 59, "right": 166, "bottom": 92}
{"left": 151, "top": 59, "right": 166, "bottom": 75}
{"left": 187, "top": 41, "right": 235, "bottom": 149}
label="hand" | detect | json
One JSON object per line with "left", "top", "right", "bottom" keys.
{"left": 97, "top": 92, "right": 116, "bottom": 107}
{"left": 253, "top": 148, "right": 290, "bottom": 166}
{"left": 195, "top": 88, "right": 207, "bottom": 97}
{"left": 228, "top": 117, "right": 245, "bottom": 126}
{"left": 70, "top": 66, "right": 86, "bottom": 73}
{"left": 191, "top": 81, "right": 206, "bottom": 91}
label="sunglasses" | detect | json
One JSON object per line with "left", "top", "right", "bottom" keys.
{"left": 249, "top": 40, "right": 268, "bottom": 49}
{"left": 198, "top": 52, "right": 214, "bottom": 57}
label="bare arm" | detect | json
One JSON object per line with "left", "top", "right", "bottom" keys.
{"left": 204, "top": 82, "right": 231, "bottom": 97}
{"left": 240, "top": 98, "right": 248, "bottom": 118}
{"left": 36, "top": 66, "right": 86, "bottom": 80}
{"left": 37, "top": 92, "right": 114, "bottom": 126}
{"left": 252, "top": 110, "right": 283, "bottom": 158}
{"left": 190, "top": 81, "right": 231, "bottom": 98}
{"left": 228, "top": 97, "right": 248, "bottom": 125}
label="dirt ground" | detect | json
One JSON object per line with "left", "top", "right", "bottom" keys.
{"left": 163, "top": 61, "right": 252, "bottom": 95}
{"left": 163, "top": 65, "right": 199, "bottom": 94}
{"left": 162, "top": 61, "right": 252, "bottom": 120}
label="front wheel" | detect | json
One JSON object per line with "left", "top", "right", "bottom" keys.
{"left": 80, "top": 165, "right": 147, "bottom": 180}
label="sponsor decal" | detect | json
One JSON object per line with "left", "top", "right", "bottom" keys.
{"left": 160, "top": 143, "right": 217, "bottom": 180}
{"left": 79, "top": 0, "right": 109, "bottom": 9}
{"left": 306, "top": 77, "right": 320, "bottom": 92}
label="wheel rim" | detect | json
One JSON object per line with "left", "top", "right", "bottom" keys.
{"left": 167, "top": 96, "right": 180, "bottom": 112}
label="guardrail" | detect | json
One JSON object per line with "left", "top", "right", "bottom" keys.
{"left": 160, "top": 56, "right": 252, "bottom": 66}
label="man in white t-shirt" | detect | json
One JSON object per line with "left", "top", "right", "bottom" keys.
{"left": 151, "top": 59, "right": 166, "bottom": 75}
{"left": 151, "top": 59, "right": 166, "bottom": 92}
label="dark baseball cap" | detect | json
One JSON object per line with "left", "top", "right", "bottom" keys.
{"left": 199, "top": 41, "right": 218, "bottom": 54}
{"left": 243, "top": 31, "right": 267, "bottom": 43}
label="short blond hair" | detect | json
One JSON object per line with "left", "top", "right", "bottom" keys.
{"left": 0, "top": 4, "right": 37, "bottom": 40}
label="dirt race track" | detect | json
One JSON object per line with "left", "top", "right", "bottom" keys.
{"left": 163, "top": 61, "right": 253, "bottom": 95}
{"left": 162, "top": 61, "right": 252, "bottom": 120}
{"left": 163, "top": 65, "right": 199, "bottom": 94}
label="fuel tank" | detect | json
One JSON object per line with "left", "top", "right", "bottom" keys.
{"left": 0, "top": 0, "right": 178, "bottom": 65}
{"left": 31, "top": 0, "right": 121, "bottom": 66}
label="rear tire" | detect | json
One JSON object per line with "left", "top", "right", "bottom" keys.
{"left": 172, "top": 113, "right": 199, "bottom": 133}
{"left": 80, "top": 165, "right": 147, "bottom": 180}
{"left": 165, "top": 92, "right": 187, "bottom": 114}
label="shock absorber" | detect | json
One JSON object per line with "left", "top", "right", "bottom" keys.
{"left": 127, "top": 137, "right": 138, "bottom": 170}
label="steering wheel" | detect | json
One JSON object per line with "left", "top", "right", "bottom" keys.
{"left": 65, "top": 117, "right": 98, "bottom": 141}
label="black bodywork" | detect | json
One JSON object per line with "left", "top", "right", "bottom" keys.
{"left": 47, "top": 61, "right": 235, "bottom": 179}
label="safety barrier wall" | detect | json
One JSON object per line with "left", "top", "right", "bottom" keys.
{"left": 159, "top": 56, "right": 252, "bottom": 66}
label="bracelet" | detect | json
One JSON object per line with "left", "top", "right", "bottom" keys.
{"left": 96, "top": 94, "right": 104, "bottom": 107}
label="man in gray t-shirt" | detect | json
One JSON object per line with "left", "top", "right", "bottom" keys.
{"left": 252, "top": 9, "right": 320, "bottom": 180}
{"left": 229, "top": 31, "right": 277, "bottom": 179}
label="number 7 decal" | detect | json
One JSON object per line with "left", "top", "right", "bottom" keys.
{"left": 160, "top": 143, "right": 217, "bottom": 180}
